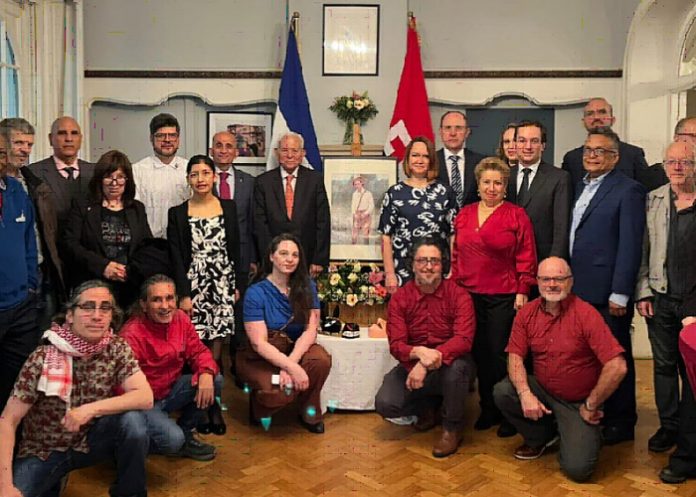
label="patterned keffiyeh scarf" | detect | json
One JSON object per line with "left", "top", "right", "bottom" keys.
{"left": 37, "top": 322, "right": 113, "bottom": 409}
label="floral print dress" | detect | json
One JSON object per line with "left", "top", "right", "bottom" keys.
{"left": 187, "top": 215, "right": 235, "bottom": 340}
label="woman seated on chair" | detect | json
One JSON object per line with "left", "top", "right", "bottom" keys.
{"left": 237, "top": 233, "right": 332, "bottom": 434}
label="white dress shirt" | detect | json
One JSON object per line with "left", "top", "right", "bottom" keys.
{"left": 215, "top": 166, "right": 236, "bottom": 199}
{"left": 516, "top": 160, "right": 541, "bottom": 194}
{"left": 443, "top": 149, "right": 465, "bottom": 188}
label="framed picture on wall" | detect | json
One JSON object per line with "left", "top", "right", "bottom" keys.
{"left": 323, "top": 4, "right": 380, "bottom": 76}
{"left": 206, "top": 111, "right": 273, "bottom": 165}
{"left": 324, "top": 157, "right": 397, "bottom": 261}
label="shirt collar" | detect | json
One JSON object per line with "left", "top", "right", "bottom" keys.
{"left": 538, "top": 293, "right": 574, "bottom": 315}
{"left": 0, "top": 177, "right": 6, "bottom": 191}
{"left": 280, "top": 167, "right": 298, "bottom": 179}
{"left": 413, "top": 278, "right": 445, "bottom": 301}
{"left": 582, "top": 170, "right": 610, "bottom": 186}
{"left": 53, "top": 155, "right": 78, "bottom": 170}
{"left": 519, "top": 160, "right": 541, "bottom": 173}
{"left": 216, "top": 165, "right": 235, "bottom": 177}
{"left": 152, "top": 155, "right": 180, "bottom": 169}
{"left": 444, "top": 149, "right": 464, "bottom": 162}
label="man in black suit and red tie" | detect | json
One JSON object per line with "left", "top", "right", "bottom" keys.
{"left": 436, "top": 111, "right": 486, "bottom": 208}
{"left": 253, "top": 132, "right": 330, "bottom": 278}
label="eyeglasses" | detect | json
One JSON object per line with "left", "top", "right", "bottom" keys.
{"left": 103, "top": 175, "right": 127, "bottom": 185}
{"left": 582, "top": 147, "right": 617, "bottom": 157}
{"left": 414, "top": 257, "right": 442, "bottom": 267}
{"left": 676, "top": 132, "right": 696, "bottom": 140}
{"left": 536, "top": 276, "right": 572, "bottom": 284}
{"left": 664, "top": 159, "right": 695, "bottom": 168}
{"left": 153, "top": 132, "right": 179, "bottom": 141}
{"left": 74, "top": 302, "right": 115, "bottom": 314}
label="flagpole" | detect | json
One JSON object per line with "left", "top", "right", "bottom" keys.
{"left": 292, "top": 12, "right": 301, "bottom": 58}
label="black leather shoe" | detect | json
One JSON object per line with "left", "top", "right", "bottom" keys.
{"left": 496, "top": 420, "right": 518, "bottom": 438}
{"left": 659, "top": 466, "right": 690, "bottom": 484}
{"left": 208, "top": 403, "right": 227, "bottom": 436}
{"left": 648, "top": 427, "right": 677, "bottom": 452}
{"left": 602, "top": 425, "right": 634, "bottom": 445}
{"left": 474, "top": 411, "right": 502, "bottom": 431}
{"left": 298, "top": 415, "right": 325, "bottom": 434}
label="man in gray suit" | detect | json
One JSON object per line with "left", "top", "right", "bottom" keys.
{"left": 28, "top": 116, "right": 93, "bottom": 226}
{"left": 209, "top": 130, "right": 257, "bottom": 374}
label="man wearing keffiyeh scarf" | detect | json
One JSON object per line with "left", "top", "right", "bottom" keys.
{"left": 0, "top": 281, "right": 153, "bottom": 497}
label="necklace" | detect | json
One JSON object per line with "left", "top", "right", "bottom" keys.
{"left": 268, "top": 276, "right": 290, "bottom": 296}
{"left": 103, "top": 199, "right": 122, "bottom": 209}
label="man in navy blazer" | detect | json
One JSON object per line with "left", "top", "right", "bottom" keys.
{"left": 562, "top": 98, "right": 650, "bottom": 194}
{"left": 435, "top": 111, "right": 486, "bottom": 208}
{"left": 569, "top": 129, "right": 646, "bottom": 445}
{"left": 254, "top": 132, "right": 330, "bottom": 278}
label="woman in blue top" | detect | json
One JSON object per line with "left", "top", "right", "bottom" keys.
{"left": 238, "top": 233, "right": 332, "bottom": 433}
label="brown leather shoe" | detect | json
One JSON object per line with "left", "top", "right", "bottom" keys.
{"left": 414, "top": 407, "right": 441, "bottom": 432}
{"left": 513, "top": 435, "right": 559, "bottom": 460}
{"left": 432, "top": 429, "right": 463, "bottom": 458}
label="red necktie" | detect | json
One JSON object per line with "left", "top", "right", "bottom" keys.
{"left": 285, "top": 175, "right": 294, "bottom": 220}
{"left": 219, "top": 171, "right": 231, "bottom": 199}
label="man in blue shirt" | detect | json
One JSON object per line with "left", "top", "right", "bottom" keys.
{"left": 0, "top": 123, "right": 39, "bottom": 411}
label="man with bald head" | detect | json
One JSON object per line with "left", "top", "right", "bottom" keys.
{"left": 636, "top": 140, "right": 696, "bottom": 452}
{"left": 494, "top": 257, "right": 626, "bottom": 482}
{"left": 29, "top": 116, "right": 94, "bottom": 225}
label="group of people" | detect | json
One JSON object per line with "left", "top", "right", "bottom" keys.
{"left": 0, "top": 96, "right": 696, "bottom": 495}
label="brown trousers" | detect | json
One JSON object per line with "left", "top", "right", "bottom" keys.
{"left": 236, "top": 331, "right": 332, "bottom": 423}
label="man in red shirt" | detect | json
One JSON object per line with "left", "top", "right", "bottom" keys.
{"left": 120, "top": 274, "right": 222, "bottom": 461}
{"left": 375, "top": 238, "right": 476, "bottom": 458}
{"left": 493, "top": 257, "right": 626, "bottom": 482}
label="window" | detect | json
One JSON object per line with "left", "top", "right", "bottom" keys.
{"left": 0, "top": 20, "right": 19, "bottom": 118}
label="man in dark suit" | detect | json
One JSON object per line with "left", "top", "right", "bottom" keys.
{"left": 562, "top": 98, "right": 651, "bottom": 193}
{"left": 436, "top": 111, "right": 486, "bottom": 208}
{"left": 569, "top": 129, "right": 646, "bottom": 445}
{"left": 508, "top": 120, "right": 571, "bottom": 262}
{"left": 254, "top": 132, "right": 330, "bottom": 278}
{"left": 28, "top": 116, "right": 93, "bottom": 226}
{"left": 209, "top": 130, "right": 257, "bottom": 374}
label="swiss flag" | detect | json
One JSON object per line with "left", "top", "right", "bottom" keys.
{"left": 384, "top": 17, "right": 433, "bottom": 161}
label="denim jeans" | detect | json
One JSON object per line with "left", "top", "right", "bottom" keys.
{"left": 13, "top": 411, "right": 149, "bottom": 497}
{"left": 143, "top": 373, "right": 223, "bottom": 454}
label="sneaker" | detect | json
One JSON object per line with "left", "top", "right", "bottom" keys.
{"left": 514, "top": 435, "right": 560, "bottom": 460}
{"left": 385, "top": 415, "right": 417, "bottom": 426}
{"left": 648, "top": 427, "right": 677, "bottom": 453}
{"left": 179, "top": 435, "right": 216, "bottom": 461}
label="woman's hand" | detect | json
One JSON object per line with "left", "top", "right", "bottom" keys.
{"left": 385, "top": 273, "right": 399, "bottom": 294}
{"left": 279, "top": 369, "right": 293, "bottom": 389}
{"left": 287, "top": 363, "right": 310, "bottom": 391}
{"left": 179, "top": 296, "right": 193, "bottom": 316}
{"left": 103, "top": 261, "right": 127, "bottom": 282}
{"left": 514, "top": 293, "right": 528, "bottom": 311}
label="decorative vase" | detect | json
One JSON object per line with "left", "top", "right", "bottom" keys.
{"left": 342, "top": 119, "right": 364, "bottom": 145}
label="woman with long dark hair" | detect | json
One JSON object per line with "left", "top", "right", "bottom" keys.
{"left": 237, "top": 233, "right": 332, "bottom": 434}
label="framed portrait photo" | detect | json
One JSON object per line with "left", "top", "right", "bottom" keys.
{"left": 206, "top": 111, "right": 272, "bottom": 165}
{"left": 323, "top": 4, "right": 380, "bottom": 76}
{"left": 324, "top": 157, "right": 397, "bottom": 261}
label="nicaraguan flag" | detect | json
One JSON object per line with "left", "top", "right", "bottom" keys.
{"left": 267, "top": 26, "right": 322, "bottom": 172}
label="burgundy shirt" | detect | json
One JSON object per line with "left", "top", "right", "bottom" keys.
{"left": 680, "top": 323, "right": 696, "bottom": 399}
{"left": 506, "top": 294, "right": 624, "bottom": 402}
{"left": 451, "top": 201, "right": 537, "bottom": 295}
{"left": 387, "top": 278, "right": 475, "bottom": 371}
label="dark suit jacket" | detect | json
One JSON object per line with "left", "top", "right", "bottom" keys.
{"left": 570, "top": 170, "right": 646, "bottom": 305}
{"left": 508, "top": 162, "right": 572, "bottom": 261}
{"left": 436, "top": 148, "right": 487, "bottom": 207}
{"left": 562, "top": 141, "right": 649, "bottom": 196}
{"left": 254, "top": 166, "right": 330, "bottom": 267}
{"left": 214, "top": 167, "right": 257, "bottom": 273}
{"left": 167, "top": 199, "right": 241, "bottom": 298}
{"left": 28, "top": 157, "right": 95, "bottom": 226}
{"left": 61, "top": 198, "right": 152, "bottom": 286}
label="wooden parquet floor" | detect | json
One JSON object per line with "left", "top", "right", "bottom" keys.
{"left": 65, "top": 360, "right": 696, "bottom": 497}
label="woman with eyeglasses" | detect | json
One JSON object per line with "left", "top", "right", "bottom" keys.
{"left": 62, "top": 150, "right": 152, "bottom": 308}
{"left": 378, "top": 136, "right": 457, "bottom": 293}
{"left": 451, "top": 157, "right": 537, "bottom": 438}
{"left": 167, "top": 155, "right": 241, "bottom": 435}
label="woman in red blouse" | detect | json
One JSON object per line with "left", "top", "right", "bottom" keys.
{"left": 451, "top": 157, "right": 537, "bottom": 436}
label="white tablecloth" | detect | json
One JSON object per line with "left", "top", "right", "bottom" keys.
{"left": 317, "top": 329, "right": 398, "bottom": 412}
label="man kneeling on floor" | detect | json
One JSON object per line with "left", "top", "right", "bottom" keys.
{"left": 0, "top": 280, "right": 153, "bottom": 497}
{"left": 375, "top": 237, "right": 475, "bottom": 457}
{"left": 121, "top": 274, "right": 223, "bottom": 461}
{"left": 494, "top": 257, "right": 627, "bottom": 482}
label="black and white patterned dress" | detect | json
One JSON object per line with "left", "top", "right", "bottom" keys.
{"left": 187, "top": 215, "right": 236, "bottom": 340}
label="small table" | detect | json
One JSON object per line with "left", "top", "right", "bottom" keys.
{"left": 317, "top": 328, "right": 398, "bottom": 412}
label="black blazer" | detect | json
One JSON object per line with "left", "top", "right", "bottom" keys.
{"left": 61, "top": 198, "right": 152, "bottom": 285}
{"left": 436, "top": 148, "right": 487, "bottom": 207}
{"left": 508, "top": 162, "right": 572, "bottom": 261}
{"left": 167, "top": 199, "right": 241, "bottom": 298}
{"left": 253, "top": 166, "right": 330, "bottom": 267}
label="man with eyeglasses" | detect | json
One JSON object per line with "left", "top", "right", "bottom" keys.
{"left": 132, "top": 113, "right": 189, "bottom": 239}
{"left": 636, "top": 141, "right": 696, "bottom": 454}
{"left": 507, "top": 120, "right": 572, "bottom": 262}
{"left": 0, "top": 280, "right": 153, "bottom": 497}
{"left": 254, "top": 132, "right": 330, "bottom": 278}
{"left": 375, "top": 237, "right": 475, "bottom": 458}
{"left": 29, "top": 116, "right": 94, "bottom": 226}
{"left": 436, "top": 111, "right": 485, "bottom": 208}
{"left": 562, "top": 98, "right": 651, "bottom": 194}
{"left": 569, "top": 128, "right": 645, "bottom": 445}
{"left": 641, "top": 118, "right": 696, "bottom": 194}
{"left": 494, "top": 257, "right": 626, "bottom": 482}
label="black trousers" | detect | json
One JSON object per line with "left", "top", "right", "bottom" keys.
{"left": 668, "top": 369, "right": 696, "bottom": 474}
{"left": 471, "top": 293, "right": 516, "bottom": 416}
{"left": 229, "top": 271, "right": 250, "bottom": 371}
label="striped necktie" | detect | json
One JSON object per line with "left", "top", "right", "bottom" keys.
{"left": 449, "top": 155, "right": 464, "bottom": 207}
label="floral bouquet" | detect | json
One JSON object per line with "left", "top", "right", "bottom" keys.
{"left": 329, "top": 91, "right": 378, "bottom": 144}
{"left": 317, "top": 261, "right": 387, "bottom": 307}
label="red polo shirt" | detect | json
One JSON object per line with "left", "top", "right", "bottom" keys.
{"left": 506, "top": 294, "right": 624, "bottom": 402}
{"left": 387, "top": 278, "right": 475, "bottom": 371}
